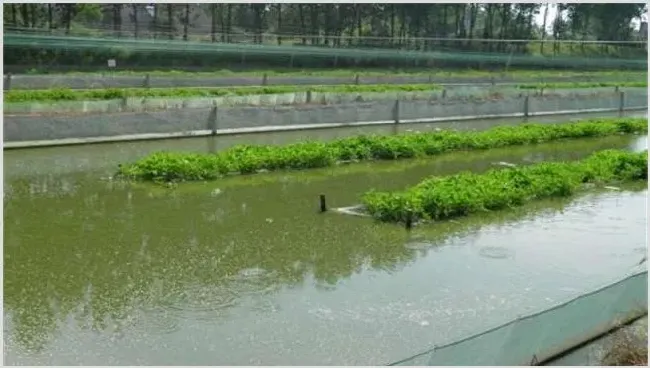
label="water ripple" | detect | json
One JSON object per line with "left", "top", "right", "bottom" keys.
{"left": 159, "top": 284, "right": 238, "bottom": 322}
{"left": 478, "top": 246, "right": 516, "bottom": 260}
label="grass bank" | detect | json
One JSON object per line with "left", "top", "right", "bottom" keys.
{"left": 5, "top": 81, "right": 645, "bottom": 104}
{"left": 5, "top": 84, "right": 445, "bottom": 103}
{"left": 600, "top": 317, "right": 648, "bottom": 366}
{"left": 117, "top": 117, "right": 648, "bottom": 182}
{"left": 361, "top": 150, "right": 647, "bottom": 224}
{"left": 17, "top": 67, "right": 647, "bottom": 79}
{"left": 517, "top": 81, "right": 647, "bottom": 89}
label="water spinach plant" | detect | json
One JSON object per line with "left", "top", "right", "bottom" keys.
{"left": 362, "top": 149, "right": 647, "bottom": 225}
{"left": 5, "top": 84, "right": 443, "bottom": 103}
{"left": 5, "top": 81, "right": 646, "bottom": 103}
{"left": 117, "top": 117, "right": 647, "bottom": 183}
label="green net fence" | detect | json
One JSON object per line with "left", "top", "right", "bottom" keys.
{"left": 4, "top": 32, "right": 647, "bottom": 73}
{"left": 389, "top": 270, "right": 648, "bottom": 366}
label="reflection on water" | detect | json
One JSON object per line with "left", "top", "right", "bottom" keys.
{"left": 3, "top": 135, "right": 648, "bottom": 365}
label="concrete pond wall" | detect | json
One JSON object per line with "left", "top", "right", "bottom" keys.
{"left": 3, "top": 86, "right": 638, "bottom": 115}
{"left": 4, "top": 88, "right": 647, "bottom": 145}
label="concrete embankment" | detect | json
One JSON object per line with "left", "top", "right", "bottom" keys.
{"left": 3, "top": 72, "right": 641, "bottom": 90}
{"left": 3, "top": 88, "right": 647, "bottom": 148}
{"left": 3, "top": 86, "right": 634, "bottom": 116}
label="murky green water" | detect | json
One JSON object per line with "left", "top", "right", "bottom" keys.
{"left": 3, "top": 133, "right": 648, "bottom": 365}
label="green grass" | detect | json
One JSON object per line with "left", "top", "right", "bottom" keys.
{"left": 4, "top": 84, "right": 441, "bottom": 103}
{"left": 361, "top": 149, "right": 648, "bottom": 225}
{"left": 517, "top": 81, "right": 648, "bottom": 89}
{"left": 116, "top": 117, "right": 648, "bottom": 183}
{"left": 5, "top": 81, "right": 646, "bottom": 103}
{"left": 19, "top": 67, "right": 648, "bottom": 79}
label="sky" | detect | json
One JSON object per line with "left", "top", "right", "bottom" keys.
{"left": 533, "top": 4, "right": 647, "bottom": 34}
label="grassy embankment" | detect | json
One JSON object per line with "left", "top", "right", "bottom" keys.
{"left": 17, "top": 67, "right": 647, "bottom": 78}
{"left": 361, "top": 149, "right": 647, "bottom": 225}
{"left": 600, "top": 311, "right": 648, "bottom": 367}
{"left": 117, "top": 117, "right": 648, "bottom": 183}
{"left": 5, "top": 81, "right": 646, "bottom": 103}
{"left": 600, "top": 317, "right": 648, "bottom": 366}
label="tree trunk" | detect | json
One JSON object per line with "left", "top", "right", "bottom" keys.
{"left": 276, "top": 4, "right": 282, "bottom": 45}
{"left": 540, "top": 4, "right": 549, "bottom": 54}
{"left": 581, "top": 12, "right": 591, "bottom": 54}
{"left": 459, "top": 5, "right": 468, "bottom": 40}
{"left": 152, "top": 4, "right": 158, "bottom": 39}
{"left": 47, "top": 4, "right": 53, "bottom": 30}
{"left": 132, "top": 5, "right": 139, "bottom": 38}
{"left": 298, "top": 4, "right": 307, "bottom": 45}
{"left": 356, "top": 4, "right": 362, "bottom": 39}
{"left": 454, "top": 5, "right": 462, "bottom": 38}
{"left": 390, "top": 4, "right": 396, "bottom": 45}
{"left": 29, "top": 4, "right": 37, "bottom": 28}
{"left": 469, "top": 4, "right": 478, "bottom": 40}
{"left": 183, "top": 4, "right": 189, "bottom": 41}
{"left": 226, "top": 4, "right": 232, "bottom": 42}
{"left": 499, "top": 4, "right": 510, "bottom": 52}
{"left": 442, "top": 4, "right": 448, "bottom": 37}
{"left": 211, "top": 4, "right": 217, "bottom": 42}
{"left": 9, "top": 5, "right": 17, "bottom": 27}
{"left": 253, "top": 4, "right": 264, "bottom": 44}
{"left": 484, "top": 4, "right": 494, "bottom": 51}
{"left": 63, "top": 5, "right": 74, "bottom": 35}
{"left": 399, "top": 6, "right": 407, "bottom": 47}
{"left": 167, "top": 4, "right": 174, "bottom": 40}
{"left": 20, "top": 4, "right": 29, "bottom": 27}
{"left": 309, "top": 5, "right": 319, "bottom": 45}
{"left": 113, "top": 5, "right": 122, "bottom": 38}
{"left": 335, "top": 5, "right": 345, "bottom": 47}
{"left": 220, "top": 4, "right": 227, "bottom": 42}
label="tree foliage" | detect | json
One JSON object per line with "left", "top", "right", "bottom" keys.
{"left": 3, "top": 3, "right": 647, "bottom": 72}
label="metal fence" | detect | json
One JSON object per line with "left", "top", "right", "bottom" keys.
{"left": 389, "top": 270, "right": 648, "bottom": 366}
{"left": 4, "top": 32, "right": 648, "bottom": 73}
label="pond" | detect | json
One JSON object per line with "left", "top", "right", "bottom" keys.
{"left": 3, "top": 131, "right": 647, "bottom": 365}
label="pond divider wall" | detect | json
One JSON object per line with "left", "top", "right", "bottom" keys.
{"left": 3, "top": 72, "right": 640, "bottom": 90}
{"left": 389, "top": 270, "right": 648, "bottom": 366}
{"left": 4, "top": 89, "right": 647, "bottom": 149}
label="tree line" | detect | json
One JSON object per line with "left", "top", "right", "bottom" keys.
{"left": 3, "top": 3, "right": 647, "bottom": 73}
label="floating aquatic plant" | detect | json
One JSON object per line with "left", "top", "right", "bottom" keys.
{"left": 117, "top": 117, "right": 647, "bottom": 183}
{"left": 362, "top": 149, "right": 647, "bottom": 224}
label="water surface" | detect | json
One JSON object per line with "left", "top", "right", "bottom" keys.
{"left": 4, "top": 135, "right": 647, "bottom": 365}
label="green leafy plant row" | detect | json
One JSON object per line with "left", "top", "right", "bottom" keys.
{"left": 117, "top": 117, "right": 648, "bottom": 183}
{"left": 6, "top": 81, "right": 646, "bottom": 103}
{"left": 362, "top": 149, "right": 648, "bottom": 225}
{"left": 5, "top": 84, "right": 444, "bottom": 103}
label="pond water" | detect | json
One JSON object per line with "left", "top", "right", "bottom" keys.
{"left": 3, "top": 131, "right": 647, "bottom": 365}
